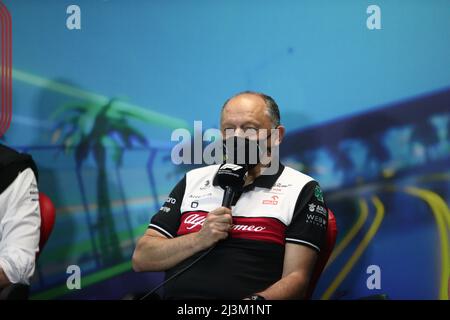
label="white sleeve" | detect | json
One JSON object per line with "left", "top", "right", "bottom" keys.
{"left": 0, "top": 168, "right": 41, "bottom": 285}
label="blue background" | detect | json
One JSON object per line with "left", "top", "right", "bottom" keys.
{"left": 1, "top": 0, "right": 449, "bottom": 300}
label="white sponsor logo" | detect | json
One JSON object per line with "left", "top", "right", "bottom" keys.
{"left": 232, "top": 225, "right": 266, "bottom": 232}
{"left": 183, "top": 214, "right": 266, "bottom": 232}
{"left": 160, "top": 206, "right": 171, "bottom": 213}
{"left": 189, "top": 192, "right": 212, "bottom": 199}
{"left": 274, "top": 183, "right": 292, "bottom": 188}
{"left": 166, "top": 197, "right": 177, "bottom": 205}
{"left": 306, "top": 214, "right": 327, "bottom": 228}
{"left": 308, "top": 203, "right": 327, "bottom": 216}
{"left": 316, "top": 205, "right": 327, "bottom": 216}
{"left": 184, "top": 214, "right": 206, "bottom": 230}
{"left": 200, "top": 180, "right": 211, "bottom": 190}
{"left": 220, "top": 163, "right": 244, "bottom": 171}
{"left": 262, "top": 195, "right": 279, "bottom": 205}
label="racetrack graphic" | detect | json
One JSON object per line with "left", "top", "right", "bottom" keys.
{"left": 321, "top": 196, "right": 385, "bottom": 300}
{"left": 282, "top": 88, "right": 449, "bottom": 300}
{"left": 311, "top": 173, "right": 450, "bottom": 300}
{"left": 325, "top": 199, "right": 369, "bottom": 269}
{"left": 402, "top": 187, "right": 450, "bottom": 300}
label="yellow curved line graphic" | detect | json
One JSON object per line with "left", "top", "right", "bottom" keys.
{"left": 404, "top": 187, "right": 449, "bottom": 300}
{"left": 325, "top": 199, "right": 369, "bottom": 269}
{"left": 321, "top": 196, "right": 385, "bottom": 300}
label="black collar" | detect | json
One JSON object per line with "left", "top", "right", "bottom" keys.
{"left": 213, "top": 163, "right": 285, "bottom": 191}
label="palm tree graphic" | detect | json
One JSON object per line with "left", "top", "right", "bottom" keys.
{"left": 52, "top": 98, "right": 185, "bottom": 266}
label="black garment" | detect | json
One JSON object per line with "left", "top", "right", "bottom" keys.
{"left": 0, "top": 144, "right": 38, "bottom": 195}
{"left": 149, "top": 163, "right": 328, "bottom": 299}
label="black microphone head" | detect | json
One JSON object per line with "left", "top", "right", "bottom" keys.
{"left": 216, "top": 163, "right": 247, "bottom": 190}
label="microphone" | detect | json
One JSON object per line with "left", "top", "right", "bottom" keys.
{"left": 216, "top": 163, "right": 247, "bottom": 208}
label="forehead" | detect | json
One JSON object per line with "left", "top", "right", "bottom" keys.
{"left": 221, "top": 94, "right": 268, "bottom": 123}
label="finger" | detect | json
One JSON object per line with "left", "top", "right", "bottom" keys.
{"left": 213, "top": 222, "right": 232, "bottom": 232}
{"left": 210, "top": 207, "right": 232, "bottom": 216}
{"left": 211, "top": 214, "right": 232, "bottom": 224}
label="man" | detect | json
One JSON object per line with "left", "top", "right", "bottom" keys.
{"left": 132, "top": 92, "right": 329, "bottom": 299}
{"left": 0, "top": 144, "right": 41, "bottom": 290}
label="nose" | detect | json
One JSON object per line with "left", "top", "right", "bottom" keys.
{"left": 234, "top": 128, "right": 246, "bottom": 137}
{"left": 223, "top": 127, "right": 245, "bottom": 138}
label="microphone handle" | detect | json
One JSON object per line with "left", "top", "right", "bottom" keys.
{"left": 222, "top": 186, "right": 235, "bottom": 209}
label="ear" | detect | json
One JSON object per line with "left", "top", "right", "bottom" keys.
{"left": 274, "top": 125, "right": 286, "bottom": 146}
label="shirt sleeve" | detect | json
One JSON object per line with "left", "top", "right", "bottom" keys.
{"left": 148, "top": 175, "right": 186, "bottom": 239}
{"left": 0, "top": 168, "right": 41, "bottom": 285}
{"left": 285, "top": 181, "right": 328, "bottom": 253}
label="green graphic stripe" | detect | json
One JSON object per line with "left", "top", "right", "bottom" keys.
{"left": 31, "top": 261, "right": 132, "bottom": 300}
{"left": 41, "top": 224, "right": 148, "bottom": 262}
{"left": 12, "top": 68, "right": 189, "bottom": 130}
{"left": 13, "top": 68, "right": 106, "bottom": 102}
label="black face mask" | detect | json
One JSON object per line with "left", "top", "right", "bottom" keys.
{"left": 222, "top": 136, "right": 261, "bottom": 170}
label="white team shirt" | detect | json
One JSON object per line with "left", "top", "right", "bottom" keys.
{"left": 0, "top": 168, "right": 41, "bottom": 284}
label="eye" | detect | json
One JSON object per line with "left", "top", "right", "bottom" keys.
{"left": 222, "top": 128, "right": 235, "bottom": 136}
{"left": 243, "top": 127, "right": 259, "bottom": 137}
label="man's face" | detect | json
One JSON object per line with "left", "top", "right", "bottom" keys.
{"left": 221, "top": 94, "right": 275, "bottom": 141}
{"left": 220, "top": 94, "right": 285, "bottom": 167}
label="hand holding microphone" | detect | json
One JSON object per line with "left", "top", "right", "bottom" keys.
{"left": 196, "top": 162, "right": 247, "bottom": 249}
{"left": 197, "top": 135, "right": 252, "bottom": 248}
{"left": 196, "top": 206, "right": 232, "bottom": 249}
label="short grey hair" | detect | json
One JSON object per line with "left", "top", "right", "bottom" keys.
{"left": 221, "top": 91, "right": 281, "bottom": 127}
